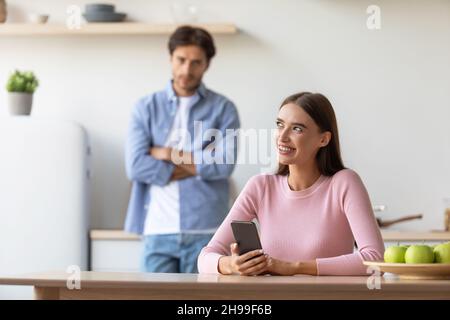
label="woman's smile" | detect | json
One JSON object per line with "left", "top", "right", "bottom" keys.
{"left": 278, "top": 144, "right": 296, "bottom": 156}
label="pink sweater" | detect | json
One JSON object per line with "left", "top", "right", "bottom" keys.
{"left": 197, "top": 169, "right": 385, "bottom": 275}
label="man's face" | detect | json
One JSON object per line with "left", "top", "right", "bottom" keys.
{"left": 170, "top": 45, "right": 209, "bottom": 95}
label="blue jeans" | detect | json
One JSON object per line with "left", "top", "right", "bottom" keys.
{"left": 140, "top": 233, "right": 213, "bottom": 273}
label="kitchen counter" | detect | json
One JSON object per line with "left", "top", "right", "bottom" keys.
{"left": 88, "top": 230, "right": 450, "bottom": 273}
{"left": 89, "top": 229, "right": 450, "bottom": 241}
{"left": 0, "top": 271, "right": 449, "bottom": 300}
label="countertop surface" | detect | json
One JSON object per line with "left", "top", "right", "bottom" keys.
{"left": 1, "top": 271, "right": 449, "bottom": 288}
{"left": 89, "top": 229, "right": 450, "bottom": 241}
{"left": 1, "top": 271, "right": 449, "bottom": 299}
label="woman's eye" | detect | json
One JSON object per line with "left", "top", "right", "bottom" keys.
{"left": 293, "top": 126, "right": 303, "bottom": 133}
{"left": 276, "top": 121, "right": 283, "bottom": 128}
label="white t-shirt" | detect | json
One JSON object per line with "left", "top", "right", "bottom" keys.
{"left": 144, "top": 95, "right": 197, "bottom": 235}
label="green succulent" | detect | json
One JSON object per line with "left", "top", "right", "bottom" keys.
{"left": 6, "top": 70, "right": 39, "bottom": 93}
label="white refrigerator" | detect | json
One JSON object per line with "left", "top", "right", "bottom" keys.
{"left": 0, "top": 117, "right": 90, "bottom": 299}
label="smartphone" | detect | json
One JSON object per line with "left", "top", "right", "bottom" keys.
{"left": 230, "top": 220, "right": 263, "bottom": 255}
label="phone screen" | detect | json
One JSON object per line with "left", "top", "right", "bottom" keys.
{"left": 230, "top": 220, "right": 263, "bottom": 255}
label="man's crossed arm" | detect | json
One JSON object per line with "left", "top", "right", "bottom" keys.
{"left": 149, "top": 147, "right": 196, "bottom": 181}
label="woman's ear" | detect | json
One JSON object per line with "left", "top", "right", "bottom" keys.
{"left": 320, "top": 132, "right": 332, "bottom": 147}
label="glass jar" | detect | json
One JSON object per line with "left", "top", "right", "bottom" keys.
{"left": 0, "top": 0, "right": 7, "bottom": 23}
{"left": 444, "top": 198, "right": 450, "bottom": 231}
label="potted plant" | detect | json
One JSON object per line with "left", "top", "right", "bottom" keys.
{"left": 6, "top": 70, "right": 39, "bottom": 116}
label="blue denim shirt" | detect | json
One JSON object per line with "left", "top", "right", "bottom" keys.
{"left": 124, "top": 81, "right": 240, "bottom": 234}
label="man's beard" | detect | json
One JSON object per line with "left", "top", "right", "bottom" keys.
{"left": 178, "top": 76, "right": 201, "bottom": 91}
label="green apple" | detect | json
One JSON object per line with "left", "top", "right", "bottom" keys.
{"left": 433, "top": 243, "right": 450, "bottom": 263}
{"left": 384, "top": 246, "right": 407, "bottom": 263}
{"left": 405, "top": 245, "right": 435, "bottom": 264}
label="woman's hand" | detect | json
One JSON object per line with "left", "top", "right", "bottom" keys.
{"left": 218, "top": 243, "right": 269, "bottom": 276}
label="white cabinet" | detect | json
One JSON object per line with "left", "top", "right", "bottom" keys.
{"left": 90, "top": 239, "right": 142, "bottom": 272}
{"left": 0, "top": 118, "right": 90, "bottom": 299}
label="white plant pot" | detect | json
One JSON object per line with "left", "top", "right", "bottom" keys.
{"left": 8, "top": 92, "right": 34, "bottom": 116}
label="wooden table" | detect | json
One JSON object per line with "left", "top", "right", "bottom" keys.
{"left": 0, "top": 271, "right": 449, "bottom": 300}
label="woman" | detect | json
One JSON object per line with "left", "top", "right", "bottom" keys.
{"left": 197, "top": 92, "right": 384, "bottom": 276}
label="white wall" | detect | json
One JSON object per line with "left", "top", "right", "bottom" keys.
{"left": 1, "top": 0, "right": 449, "bottom": 232}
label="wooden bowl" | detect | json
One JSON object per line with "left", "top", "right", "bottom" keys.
{"left": 363, "top": 261, "right": 450, "bottom": 280}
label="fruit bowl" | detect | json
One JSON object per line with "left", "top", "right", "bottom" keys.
{"left": 363, "top": 261, "right": 450, "bottom": 280}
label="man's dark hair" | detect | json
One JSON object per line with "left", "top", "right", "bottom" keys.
{"left": 168, "top": 25, "right": 216, "bottom": 63}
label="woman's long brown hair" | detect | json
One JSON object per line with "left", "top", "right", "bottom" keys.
{"left": 277, "top": 92, "right": 345, "bottom": 176}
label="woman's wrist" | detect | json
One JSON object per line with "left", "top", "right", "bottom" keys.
{"left": 218, "top": 256, "right": 232, "bottom": 275}
{"left": 294, "top": 260, "right": 318, "bottom": 276}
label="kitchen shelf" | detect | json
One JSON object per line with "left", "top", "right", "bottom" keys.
{"left": 91, "top": 229, "right": 140, "bottom": 241}
{"left": 0, "top": 22, "right": 238, "bottom": 36}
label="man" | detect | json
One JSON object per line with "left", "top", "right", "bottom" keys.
{"left": 124, "top": 26, "right": 240, "bottom": 273}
